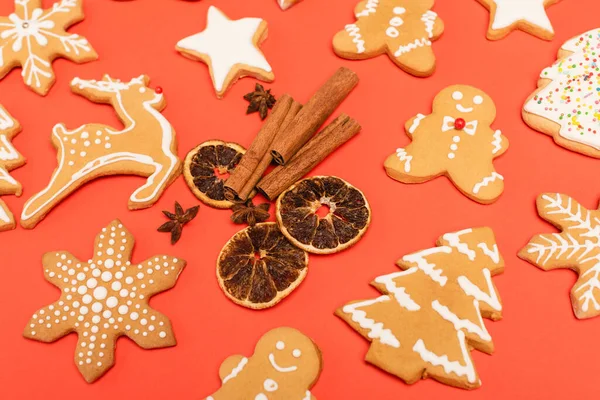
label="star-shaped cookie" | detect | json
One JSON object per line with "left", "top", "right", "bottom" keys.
{"left": 23, "top": 219, "right": 186, "bottom": 383}
{"left": 176, "top": 6, "right": 274, "bottom": 98}
{"left": 0, "top": 0, "right": 98, "bottom": 95}
{"left": 476, "top": 0, "right": 560, "bottom": 40}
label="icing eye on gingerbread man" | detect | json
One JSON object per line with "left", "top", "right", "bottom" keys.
{"left": 451, "top": 90, "right": 485, "bottom": 113}
{"left": 434, "top": 86, "right": 497, "bottom": 125}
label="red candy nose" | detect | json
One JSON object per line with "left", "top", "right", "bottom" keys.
{"left": 155, "top": 87, "right": 163, "bottom": 94}
{"left": 454, "top": 118, "right": 466, "bottom": 130}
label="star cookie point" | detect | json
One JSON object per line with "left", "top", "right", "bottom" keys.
{"left": 477, "top": 0, "right": 559, "bottom": 40}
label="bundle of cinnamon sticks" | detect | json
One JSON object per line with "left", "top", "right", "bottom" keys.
{"left": 224, "top": 67, "right": 361, "bottom": 201}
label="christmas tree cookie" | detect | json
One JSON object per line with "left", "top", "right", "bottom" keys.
{"left": 0, "top": 105, "right": 24, "bottom": 231}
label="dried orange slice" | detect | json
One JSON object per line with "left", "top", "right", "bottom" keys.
{"left": 217, "top": 222, "right": 308, "bottom": 309}
{"left": 276, "top": 176, "right": 371, "bottom": 254}
{"left": 183, "top": 140, "right": 245, "bottom": 209}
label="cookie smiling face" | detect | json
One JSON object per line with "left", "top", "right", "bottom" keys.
{"left": 434, "top": 85, "right": 496, "bottom": 123}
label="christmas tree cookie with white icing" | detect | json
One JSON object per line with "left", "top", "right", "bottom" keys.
{"left": 20, "top": 74, "right": 182, "bottom": 229}
{"left": 523, "top": 28, "right": 600, "bottom": 158}
{"left": 476, "top": 0, "right": 560, "bottom": 40}
{"left": 384, "top": 85, "right": 509, "bottom": 204}
{"left": 333, "top": 0, "right": 444, "bottom": 77}
{"left": 0, "top": 105, "right": 24, "bottom": 231}
{"left": 205, "top": 327, "right": 321, "bottom": 399}
{"left": 176, "top": 6, "right": 274, "bottom": 98}
{"left": 337, "top": 227, "right": 504, "bottom": 390}
{"left": 23, "top": 219, "right": 186, "bottom": 383}
{"left": 0, "top": 0, "right": 98, "bottom": 95}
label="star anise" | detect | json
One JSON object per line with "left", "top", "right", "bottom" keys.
{"left": 244, "top": 84, "right": 276, "bottom": 120}
{"left": 158, "top": 202, "right": 200, "bottom": 244}
{"left": 231, "top": 199, "right": 270, "bottom": 226}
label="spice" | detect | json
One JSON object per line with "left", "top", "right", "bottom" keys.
{"left": 230, "top": 199, "right": 270, "bottom": 226}
{"left": 157, "top": 202, "right": 200, "bottom": 244}
{"left": 244, "top": 84, "right": 276, "bottom": 120}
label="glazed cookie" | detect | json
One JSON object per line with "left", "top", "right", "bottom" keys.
{"left": 523, "top": 28, "right": 600, "bottom": 158}
{"left": 0, "top": 106, "right": 24, "bottom": 231}
{"left": 476, "top": 0, "right": 559, "bottom": 41}
{"left": 0, "top": 0, "right": 97, "bottom": 96}
{"left": 21, "top": 75, "right": 181, "bottom": 229}
{"left": 206, "top": 327, "right": 321, "bottom": 399}
{"left": 337, "top": 228, "right": 504, "bottom": 389}
{"left": 333, "top": 0, "right": 444, "bottom": 77}
{"left": 23, "top": 219, "right": 186, "bottom": 383}
{"left": 519, "top": 194, "right": 600, "bottom": 320}
{"left": 176, "top": 6, "right": 274, "bottom": 98}
{"left": 384, "top": 85, "right": 508, "bottom": 204}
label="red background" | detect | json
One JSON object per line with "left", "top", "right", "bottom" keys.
{"left": 0, "top": 0, "right": 597, "bottom": 398}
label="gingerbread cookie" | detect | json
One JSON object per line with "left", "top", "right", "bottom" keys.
{"left": 337, "top": 227, "right": 504, "bottom": 389}
{"left": 519, "top": 193, "right": 600, "bottom": 320}
{"left": 0, "top": 0, "right": 97, "bottom": 96}
{"left": 20, "top": 75, "right": 181, "bottom": 229}
{"left": 0, "top": 105, "right": 24, "bottom": 231}
{"left": 476, "top": 0, "right": 559, "bottom": 41}
{"left": 23, "top": 219, "right": 186, "bottom": 382}
{"left": 176, "top": 6, "right": 274, "bottom": 98}
{"left": 384, "top": 85, "right": 508, "bottom": 204}
{"left": 206, "top": 327, "right": 321, "bottom": 399}
{"left": 523, "top": 28, "right": 600, "bottom": 158}
{"left": 277, "top": 0, "right": 303, "bottom": 10}
{"left": 333, "top": 0, "right": 444, "bottom": 77}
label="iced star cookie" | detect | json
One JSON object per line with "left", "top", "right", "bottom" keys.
{"left": 277, "top": 0, "right": 303, "bottom": 10}
{"left": 0, "top": 105, "right": 24, "bottom": 231}
{"left": 476, "top": 0, "right": 559, "bottom": 40}
{"left": 23, "top": 219, "right": 186, "bottom": 383}
{"left": 21, "top": 75, "right": 181, "bottom": 229}
{"left": 384, "top": 85, "right": 509, "bottom": 204}
{"left": 206, "top": 327, "right": 321, "bottom": 399}
{"left": 523, "top": 28, "right": 600, "bottom": 158}
{"left": 519, "top": 194, "right": 600, "bottom": 320}
{"left": 337, "top": 227, "right": 504, "bottom": 389}
{"left": 0, "top": 0, "right": 97, "bottom": 96}
{"left": 176, "top": 6, "right": 274, "bottom": 98}
{"left": 333, "top": 0, "right": 444, "bottom": 77}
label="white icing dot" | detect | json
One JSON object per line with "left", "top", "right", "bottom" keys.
{"left": 119, "top": 289, "right": 129, "bottom": 297}
{"left": 393, "top": 6, "right": 406, "bottom": 14}
{"left": 112, "top": 281, "right": 122, "bottom": 291}
{"left": 293, "top": 349, "right": 302, "bottom": 358}
{"left": 125, "top": 277, "right": 134, "bottom": 284}
{"left": 95, "top": 139, "right": 101, "bottom": 144}
{"left": 452, "top": 91, "right": 463, "bottom": 101}
{"left": 115, "top": 272, "right": 123, "bottom": 279}
{"left": 92, "top": 302, "right": 103, "bottom": 313}
{"left": 159, "top": 331, "right": 167, "bottom": 338}
{"left": 80, "top": 151, "right": 86, "bottom": 157}
{"left": 105, "top": 259, "right": 115, "bottom": 268}
{"left": 118, "top": 305, "right": 128, "bottom": 315}
{"left": 92, "top": 268, "right": 101, "bottom": 277}
{"left": 450, "top": 144, "right": 458, "bottom": 151}
{"left": 136, "top": 272, "right": 144, "bottom": 279}
{"left": 77, "top": 286, "right": 87, "bottom": 295}
{"left": 84, "top": 141, "right": 90, "bottom": 147}
{"left": 473, "top": 95, "right": 483, "bottom": 105}
{"left": 389, "top": 16, "right": 404, "bottom": 27}
{"left": 82, "top": 294, "right": 92, "bottom": 304}
{"left": 453, "top": 136, "right": 460, "bottom": 143}
{"left": 77, "top": 273, "right": 85, "bottom": 281}
{"left": 86, "top": 278, "right": 97, "bottom": 289}
{"left": 386, "top": 27, "right": 399, "bottom": 38}
{"left": 140, "top": 319, "right": 147, "bottom": 326}
{"left": 276, "top": 341, "right": 285, "bottom": 350}
{"left": 448, "top": 153, "right": 456, "bottom": 159}
{"left": 92, "top": 316, "right": 101, "bottom": 324}
{"left": 101, "top": 271, "right": 112, "bottom": 282}
{"left": 106, "top": 297, "right": 118, "bottom": 308}
{"left": 103, "top": 310, "right": 112, "bottom": 319}
{"left": 106, "top": 248, "right": 114, "bottom": 256}
{"left": 80, "top": 306, "right": 89, "bottom": 315}
{"left": 93, "top": 286, "right": 108, "bottom": 300}
{"left": 130, "top": 312, "right": 139, "bottom": 321}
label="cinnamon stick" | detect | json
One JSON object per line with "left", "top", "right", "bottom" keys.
{"left": 224, "top": 94, "right": 294, "bottom": 200}
{"left": 257, "top": 114, "right": 361, "bottom": 200}
{"left": 271, "top": 67, "right": 359, "bottom": 165}
{"left": 238, "top": 100, "right": 302, "bottom": 200}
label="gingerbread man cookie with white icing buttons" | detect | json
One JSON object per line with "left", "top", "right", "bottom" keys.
{"left": 206, "top": 327, "right": 322, "bottom": 400}
{"left": 20, "top": 74, "right": 181, "bottom": 229}
{"left": 384, "top": 85, "right": 509, "bottom": 204}
{"left": 0, "top": 105, "right": 24, "bottom": 231}
{"left": 333, "top": 0, "right": 444, "bottom": 77}
{"left": 476, "top": 0, "right": 560, "bottom": 41}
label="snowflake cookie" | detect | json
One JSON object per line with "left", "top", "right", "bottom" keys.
{"left": 176, "top": 6, "right": 274, "bottom": 98}
{"left": 337, "top": 227, "right": 504, "bottom": 389}
{"left": 206, "top": 327, "right": 321, "bottom": 399}
{"left": 520, "top": 194, "right": 600, "bottom": 320}
{"left": 476, "top": 0, "right": 560, "bottom": 41}
{"left": 523, "top": 28, "right": 600, "bottom": 158}
{"left": 333, "top": 0, "right": 444, "bottom": 77}
{"left": 0, "top": 105, "right": 24, "bottom": 231}
{"left": 0, "top": 0, "right": 98, "bottom": 96}
{"left": 23, "top": 219, "right": 186, "bottom": 383}
{"left": 384, "top": 85, "right": 509, "bottom": 204}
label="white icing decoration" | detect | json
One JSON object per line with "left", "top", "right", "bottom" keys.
{"left": 302, "top": 391, "right": 312, "bottom": 400}
{"left": 421, "top": 11, "right": 437, "bottom": 38}
{"left": 402, "top": 247, "right": 451, "bottom": 286}
{"left": 456, "top": 104, "right": 473, "bottom": 113}
{"left": 473, "top": 95, "right": 483, "bottom": 105}
{"left": 268, "top": 353, "right": 298, "bottom": 372}
{"left": 394, "top": 38, "right": 431, "bottom": 57}
{"left": 452, "top": 91, "right": 463, "bottom": 101}
{"left": 356, "top": 0, "right": 379, "bottom": 17}
{"left": 395, "top": 148, "right": 412, "bottom": 172}
{"left": 491, "top": 0, "right": 554, "bottom": 33}
{"left": 342, "top": 296, "right": 400, "bottom": 348}
{"left": 276, "top": 340, "right": 285, "bottom": 350}
{"left": 491, "top": 130, "right": 502, "bottom": 154}
{"left": 263, "top": 378, "right": 278, "bottom": 392}
{"left": 457, "top": 268, "right": 502, "bottom": 311}
{"left": 176, "top": 6, "right": 272, "bottom": 93}
{"left": 374, "top": 268, "right": 421, "bottom": 311}
{"left": 472, "top": 172, "right": 504, "bottom": 195}
{"left": 345, "top": 24, "right": 365, "bottom": 54}
{"left": 478, "top": 243, "right": 501, "bottom": 264}
{"left": 432, "top": 299, "right": 491, "bottom": 342}
{"left": 0, "top": 202, "right": 10, "bottom": 223}
{"left": 408, "top": 113, "right": 426, "bottom": 134}
{"left": 292, "top": 349, "right": 301, "bottom": 358}
{"left": 443, "top": 229, "right": 476, "bottom": 260}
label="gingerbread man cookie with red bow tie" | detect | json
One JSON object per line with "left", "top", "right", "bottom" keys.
{"left": 384, "top": 85, "right": 509, "bottom": 204}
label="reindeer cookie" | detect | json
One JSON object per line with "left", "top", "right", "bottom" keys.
{"left": 384, "top": 85, "right": 508, "bottom": 204}
{"left": 333, "top": 0, "right": 444, "bottom": 77}
{"left": 206, "top": 327, "right": 322, "bottom": 400}
{"left": 0, "top": 106, "right": 24, "bottom": 231}
{"left": 21, "top": 75, "right": 182, "bottom": 229}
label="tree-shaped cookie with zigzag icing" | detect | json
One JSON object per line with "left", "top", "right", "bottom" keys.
{"left": 520, "top": 193, "right": 600, "bottom": 319}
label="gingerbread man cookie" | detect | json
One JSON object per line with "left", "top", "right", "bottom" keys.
{"left": 206, "top": 327, "right": 322, "bottom": 400}
{"left": 21, "top": 75, "right": 181, "bottom": 229}
{"left": 384, "top": 85, "right": 509, "bottom": 204}
{"left": 0, "top": 0, "right": 98, "bottom": 96}
{"left": 333, "top": 0, "right": 444, "bottom": 77}
{"left": 0, "top": 105, "right": 24, "bottom": 231}
{"left": 23, "top": 219, "right": 186, "bottom": 382}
